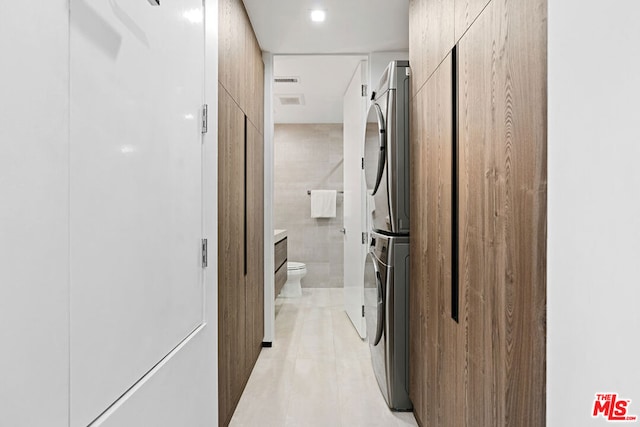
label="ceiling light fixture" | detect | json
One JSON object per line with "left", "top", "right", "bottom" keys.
{"left": 310, "top": 9, "right": 326, "bottom": 22}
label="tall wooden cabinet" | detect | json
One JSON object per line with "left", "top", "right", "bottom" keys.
{"left": 409, "top": 0, "right": 546, "bottom": 425}
{"left": 218, "top": 0, "right": 264, "bottom": 425}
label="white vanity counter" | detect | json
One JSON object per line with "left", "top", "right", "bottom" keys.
{"left": 274, "top": 229, "right": 287, "bottom": 244}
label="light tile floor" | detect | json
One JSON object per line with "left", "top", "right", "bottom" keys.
{"left": 230, "top": 288, "right": 419, "bottom": 427}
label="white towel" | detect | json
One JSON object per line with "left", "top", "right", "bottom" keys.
{"left": 310, "top": 190, "right": 337, "bottom": 218}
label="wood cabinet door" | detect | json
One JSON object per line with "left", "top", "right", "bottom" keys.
{"left": 410, "top": 52, "right": 465, "bottom": 427}
{"left": 245, "top": 25, "right": 264, "bottom": 131}
{"left": 218, "top": 84, "right": 247, "bottom": 427}
{"left": 219, "top": 0, "right": 247, "bottom": 113}
{"left": 245, "top": 120, "right": 264, "bottom": 376}
{"left": 454, "top": 0, "right": 492, "bottom": 41}
{"left": 409, "top": 0, "right": 454, "bottom": 96}
{"left": 457, "top": 0, "right": 546, "bottom": 424}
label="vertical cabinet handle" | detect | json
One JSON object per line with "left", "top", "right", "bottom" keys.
{"left": 451, "top": 45, "right": 460, "bottom": 323}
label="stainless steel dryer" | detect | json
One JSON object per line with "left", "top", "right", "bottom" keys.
{"left": 364, "top": 60, "right": 410, "bottom": 235}
{"left": 364, "top": 231, "right": 411, "bottom": 410}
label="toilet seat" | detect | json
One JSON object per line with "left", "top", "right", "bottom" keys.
{"left": 287, "top": 262, "right": 306, "bottom": 271}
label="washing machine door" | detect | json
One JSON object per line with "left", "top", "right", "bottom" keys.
{"left": 364, "top": 251, "right": 385, "bottom": 346}
{"left": 364, "top": 248, "right": 390, "bottom": 405}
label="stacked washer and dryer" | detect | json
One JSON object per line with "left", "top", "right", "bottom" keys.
{"left": 363, "top": 60, "right": 412, "bottom": 411}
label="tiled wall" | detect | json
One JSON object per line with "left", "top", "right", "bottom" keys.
{"left": 274, "top": 123, "right": 344, "bottom": 288}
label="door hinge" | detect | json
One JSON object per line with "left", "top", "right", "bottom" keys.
{"left": 201, "top": 238, "right": 208, "bottom": 268}
{"left": 361, "top": 84, "right": 368, "bottom": 97}
{"left": 201, "top": 104, "right": 208, "bottom": 134}
{"left": 362, "top": 232, "right": 367, "bottom": 245}
{"left": 362, "top": 305, "right": 365, "bottom": 317}
{"left": 361, "top": 157, "right": 365, "bottom": 170}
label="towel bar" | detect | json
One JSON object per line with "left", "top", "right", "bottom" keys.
{"left": 307, "top": 190, "right": 344, "bottom": 195}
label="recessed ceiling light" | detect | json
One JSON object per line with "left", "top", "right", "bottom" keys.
{"left": 310, "top": 9, "right": 326, "bottom": 22}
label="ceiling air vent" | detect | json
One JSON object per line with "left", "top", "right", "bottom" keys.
{"left": 277, "top": 95, "right": 304, "bottom": 106}
{"left": 274, "top": 76, "right": 300, "bottom": 84}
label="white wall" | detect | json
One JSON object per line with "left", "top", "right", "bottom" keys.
{"left": 0, "top": 1, "right": 218, "bottom": 425}
{"left": 548, "top": 1, "right": 640, "bottom": 425}
{"left": 264, "top": 52, "right": 275, "bottom": 343}
{"left": 0, "top": 2, "right": 70, "bottom": 425}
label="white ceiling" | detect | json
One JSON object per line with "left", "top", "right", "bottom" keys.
{"left": 243, "top": 0, "right": 409, "bottom": 54}
{"left": 273, "top": 55, "right": 366, "bottom": 124}
{"left": 244, "top": 0, "right": 409, "bottom": 123}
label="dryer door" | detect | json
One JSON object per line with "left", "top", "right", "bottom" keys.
{"left": 364, "top": 102, "right": 386, "bottom": 195}
{"left": 364, "top": 99, "right": 391, "bottom": 233}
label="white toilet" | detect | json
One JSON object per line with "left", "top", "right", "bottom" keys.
{"left": 279, "top": 262, "right": 306, "bottom": 298}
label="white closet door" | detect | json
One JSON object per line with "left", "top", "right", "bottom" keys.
{"left": 343, "top": 61, "right": 368, "bottom": 338}
{"left": 69, "top": 1, "right": 204, "bottom": 425}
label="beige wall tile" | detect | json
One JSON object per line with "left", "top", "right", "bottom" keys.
{"left": 274, "top": 124, "right": 345, "bottom": 288}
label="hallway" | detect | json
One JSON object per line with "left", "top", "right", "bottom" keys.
{"left": 230, "top": 289, "right": 418, "bottom": 426}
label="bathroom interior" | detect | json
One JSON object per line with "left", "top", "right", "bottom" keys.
{"left": 273, "top": 54, "right": 364, "bottom": 295}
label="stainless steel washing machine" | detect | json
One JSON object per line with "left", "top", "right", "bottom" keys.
{"left": 364, "top": 230, "right": 411, "bottom": 410}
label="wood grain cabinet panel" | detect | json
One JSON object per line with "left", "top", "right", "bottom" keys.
{"left": 409, "top": 0, "right": 454, "bottom": 96}
{"left": 219, "top": 0, "right": 246, "bottom": 112}
{"left": 458, "top": 0, "right": 547, "bottom": 424}
{"left": 218, "top": 84, "right": 246, "bottom": 427}
{"left": 245, "top": 25, "right": 264, "bottom": 130}
{"left": 218, "top": 0, "right": 233, "bottom": 94}
{"left": 245, "top": 120, "right": 264, "bottom": 379}
{"left": 454, "top": 0, "right": 491, "bottom": 42}
{"left": 409, "top": 0, "right": 546, "bottom": 425}
{"left": 410, "top": 53, "right": 464, "bottom": 427}
{"left": 217, "top": 91, "right": 264, "bottom": 427}
{"left": 218, "top": 2, "right": 265, "bottom": 425}
{"left": 220, "top": 0, "right": 263, "bottom": 128}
